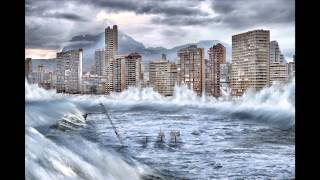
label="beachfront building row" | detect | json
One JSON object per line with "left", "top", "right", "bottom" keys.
{"left": 25, "top": 27, "right": 295, "bottom": 97}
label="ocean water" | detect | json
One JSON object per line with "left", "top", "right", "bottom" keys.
{"left": 25, "top": 79, "right": 295, "bottom": 179}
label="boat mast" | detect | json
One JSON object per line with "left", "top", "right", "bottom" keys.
{"left": 99, "top": 103, "right": 123, "bottom": 145}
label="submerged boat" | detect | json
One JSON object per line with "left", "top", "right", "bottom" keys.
{"left": 57, "top": 112, "right": 87, "bottom": 131}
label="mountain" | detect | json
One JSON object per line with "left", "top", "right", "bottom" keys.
{"left": 62, "top": 31, "right": 295, "bottom": 72}
{"left": 62, "top": 32, "right": 232, "bottom": 72}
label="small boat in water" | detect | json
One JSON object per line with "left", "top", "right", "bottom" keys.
{"left": 57, "top": 112, "right": 87, "bottom": 131}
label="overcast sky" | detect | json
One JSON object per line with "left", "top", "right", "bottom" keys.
{"left": 25, "top": 0, "right": 295, "bottom": 59}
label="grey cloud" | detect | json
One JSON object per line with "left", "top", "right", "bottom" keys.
{"left": 25, "top": 17, "right": 73, "bottom": 49}
{"left": 25, "top": 0, "right": 295, "bottom": 50}
{"left": 152, "top": 0, "right": 295, "bottom": 28}
{"left": 26, "top": 0, "right": 208, "bottom": 17}
{"left": 152, "top": 16, "right": 214, "bottom": 26}
{"left": 81, "top": 0, "right": 208, "bottom": 16}
{"left": 70, "top": 34, "right": 101, "bottom": 42}
{"left": 45, "top": 12, "right": 87, "bottom": 21}
{"left": 210, "top": 0, "right": 295, "bottom": 28}
{"left": 26, "top": 0, "right": 87, "bottom": 21}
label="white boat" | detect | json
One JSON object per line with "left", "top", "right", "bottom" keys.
{"left": 57, "top": 112, "right": 86, "bottom": 131}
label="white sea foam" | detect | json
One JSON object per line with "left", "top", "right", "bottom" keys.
{"left": 25, "top": 79, "right": 294, "bottom": 179}
{"left": 26, "top": 78, "right": 295, "bottom": 129}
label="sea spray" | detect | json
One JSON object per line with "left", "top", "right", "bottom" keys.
{"left": 26, "top": 78, "right": 295, "bottom": 129}
{"left": 25, "top": 78, "right": 295, "bottom": 179}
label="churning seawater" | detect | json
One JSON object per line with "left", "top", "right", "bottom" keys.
{"left": 25, "top": 79, "right": 295, "bottom": 180}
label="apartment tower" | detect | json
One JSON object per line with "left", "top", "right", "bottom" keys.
{"left": 149, "top": 55, "right": 177, "bottom": 96}
{"left": 269, "top": 63, "right": 288, "bottom": 84}
{"left": 56, "top": 49, "right": 83, "bottom": 93}
{"left": 105, "top": 25, "right": 118, "bottom": 94}
{"left": 177, "top": 45, "right": 205, "bottom": 96}
{"left": 25, "top": 58, "right": 32, "bottom": 81}
{"left": 94, "top": 49, "right": 105, "bottom": 76}
{"left": 113, "top": 52, "right": 142, "bottom": 92}
{"left": 270, "top": 41, "right": 285, "bottom": 63}
{"left": 231, "top": 29, "right": 270, "bottom": 96}
{"left": 208, "top": 43, "right": 226, "bottom": 97}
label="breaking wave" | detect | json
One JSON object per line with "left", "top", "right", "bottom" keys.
{"left": 25, "top": 78, "right": 294, "bottom": 179}
{"left": 26, "top": 77, "right": 295, "bottom": 129}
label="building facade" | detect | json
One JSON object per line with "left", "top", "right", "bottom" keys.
{"left": 208, "top": 43, "right": 226, "bottom": 97}
{"left": 269, "top": 63, "right": 288, "bottom": 84}
{"left": 81, "top": 73, "right": 106, "bottom": 94}
{"left": 177, "top": 45, "right": 205, "bottom": 96}
{"left": 113, "top": 55, "right": 126, "bottom": 92}
{"left": 105, "top": 25, "right": 118, "bottom": 94}
{"left": 149, "top": 59, "right": 177, "bottom": 96}
{"left": 270, "top": 41, "right": 286, "bottom": 64}
{"left": 220, "top": 63, "right": 231, "bottom": 95}
{"left": 37, "top": 64, "right": 45, "bottom": 84}
{"left": 231, "top": 29, "right": 270, "bottom": 96}
{"left": 287, "top": 61, "right": 295, "bottom": 80}
{"left": 94, "top": 49, "right": 105, "bottom": 76}
{"left": 25, "top": 58, "right": 32, "bottom": 81}
{"left": 56, "top": 49, "right": 83, "bottom": 93}
{"left": 113, "top": 53, "right": 143, "bottom": 92}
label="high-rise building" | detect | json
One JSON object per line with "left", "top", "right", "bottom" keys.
{"left": 113, "top": 55, "right": 126, "bottom": 92}
{"left": 94, "top": 49, "right": 105, "bottom": 76}
{"left": 56, "top": 49, "right": 83, "bottom": 93}
{"left": 205, "top": 59, "right": 210, "bottom": 96}
{"left": 287, "top": 61, "right": 295, "bottom": 80}
{"left": 270, "top": 41, "right": 286, "bottom": 64}
{"left": 37, "top": 64, "right": 45, "bottom": 84}
{"left": 105, "top": 25, "right": 118, "bottom": 94}
{"left": 126, "top": 52, "right": 143, "bottom": 87}
{"left": 25, "top": 58, "right": 32, "bottom": 81}
{"left": 231, "top": 29, "right": 270, "bottom": 96}
{"left": 81, "top": 73, "right": 106, "bottom": 94}
{"left": 177, "top": 45, "right": 205, "bottom": 96}
{"left": 269, "top": 63, "right": 288, "bottom": 84}
{"left": 149, "top": 58, "right": 177, "bottom": 96}
{"left": 113, "top": 53, "right": 142, "bottom": 92}
{"left": 208, "top": 43, "right": 226, "bottom": 97}
{"left": 220, "top": 62, "right": 231, "bottom": 95}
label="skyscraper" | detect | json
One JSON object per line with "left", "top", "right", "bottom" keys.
{"left": 149, "top": 58, "right": 177, "bottom": 96}
{"left": 25, "top": 58, "right": 32, "bottom": 81}
{"left": 113, "top": 53, "right": 143, "bottom": 92}
{"left": 56, "top": 49, "right": 83, "bottom": 93}
{"left": 94, "top": 49, "right": 105, "bottom": 76}
{"left": 220, "top": 62, "right": 231, "bottom": 95}
{"left": 37, "top": 64, "right": 45, "bottom": 84}
{"left": 208, "top": 43, "right": 226, "bottom": 97}
{"left": 269, "top": 63, "right": 288, "bottom": 84}
{"left": 113, "top": 55, "right": 126, "bottom": 92}
{"left": 287, "top": 61, "right": 295, "bottom": 80}
{"left": 270, "top": 41, "right": 286, "bottom": 64}
{"left": 231, "top": 29, "right": 270, "bottom": 96}
{"left": 269, "top": 41, "right": 288, "bottom": 84}
{"left": 105, "top": 25, "right": 118, "bottom": 94}
{"left": 177, "top": 45, "right": 205, "bottom": 96}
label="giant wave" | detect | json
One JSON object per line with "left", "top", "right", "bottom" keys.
{"left": 25, "top": 78, "right": 294, "bottom": 179}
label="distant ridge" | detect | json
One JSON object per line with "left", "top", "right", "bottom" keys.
{"left": 62, "top": 31, "right": 295, "bottom": 72}
{"left": 62, "top": 32, "right": 231, "bottom": 72}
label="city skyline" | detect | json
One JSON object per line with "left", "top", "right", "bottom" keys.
{"left": 25, "top": 25, "right": 295, "bottom": 97}
{"left": 25, "top": 0, "right": 295, "bottom": 61}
